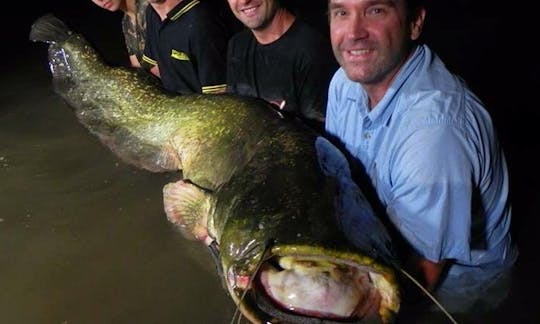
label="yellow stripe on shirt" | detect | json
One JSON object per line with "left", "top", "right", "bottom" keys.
{"left": 202, "top": 84, "right": 226, "bottom": 94}
{"left": 142, "top": 55, "right": 157, "bottom": 66}
{"left": 170, "top": 0, "right": 200, "bottom": 21}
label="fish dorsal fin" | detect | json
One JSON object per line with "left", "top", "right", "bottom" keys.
{"left": 163, "top": 179, "right": 212, "bottom": 243}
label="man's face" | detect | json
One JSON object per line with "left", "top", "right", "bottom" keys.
{"left": 328, "top": 0, "right": 422, "bottom": 85}
{"left": 227, "top": 0, "right": 279, "bottom": 31}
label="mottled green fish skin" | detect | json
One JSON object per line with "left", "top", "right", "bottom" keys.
{"left": 47, "top": 31, "right": 292, "bottom": 191}
{"left": 32, "top": 15, "right": 400, "bottom": 323}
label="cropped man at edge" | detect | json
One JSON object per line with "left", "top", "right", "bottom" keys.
{"left": 325, "top": 0, "right": 518, "bottom": 315}
{"left": 91, "top": 0, "right": 148, "bottom": 67}
{"left": 142, "top": 0, "right": 229, "bottom": 94}
{"left": 226, "top": 0, "right": 338, "bottom": 132}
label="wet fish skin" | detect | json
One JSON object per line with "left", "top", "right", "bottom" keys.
{"left": 30, "top": 14, "right": 401, "bottom": 323}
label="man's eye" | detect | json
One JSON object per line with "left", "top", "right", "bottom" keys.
{"left": 331, "top": 9, "right": 347, "bottom": 17}
{"left": 367, "top": 7, "right": 385, "bottom": 16}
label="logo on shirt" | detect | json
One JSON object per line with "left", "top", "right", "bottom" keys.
{"left": 171, "top": 50, "right": 190, "bottom": 61}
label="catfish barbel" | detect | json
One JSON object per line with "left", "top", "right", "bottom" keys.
{"left": 30, "top": 14, "right": 401, "bottom": 323}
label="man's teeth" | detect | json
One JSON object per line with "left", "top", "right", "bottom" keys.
{"left": 242, "top": 7, "right": 257, "bottom": 14}
{"left": 350, "top": 50, "right": 369, "bottom": 55}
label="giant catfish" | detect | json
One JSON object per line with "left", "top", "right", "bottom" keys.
{"left": 30, "top": 14, "right": 401, "bottom": 323}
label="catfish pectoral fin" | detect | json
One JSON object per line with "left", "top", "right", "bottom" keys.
{"left": 163, "top": 179, "right": 211, "bottom": 242}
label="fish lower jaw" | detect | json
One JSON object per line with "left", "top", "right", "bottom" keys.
{"left": 258, "top": 264, "right": 380, "bottom": 321}
{"left": 228, "top": 256, "right": 399, "bottom": 323}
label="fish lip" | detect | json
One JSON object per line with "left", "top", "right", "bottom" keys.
{"left": 231, "top": 250, "right": 400, "bottom": 323}
{"left": 245, "top": 285, "right": 365, "bottom": 324}
{"left": 233, "top": 261, "right": 366, "bottom": 324}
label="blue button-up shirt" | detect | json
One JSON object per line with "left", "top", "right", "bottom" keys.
{"left": 325, "top": 45, "right": 517, "bottom": 300}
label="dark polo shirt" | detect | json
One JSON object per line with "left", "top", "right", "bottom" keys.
{"left": 143, "top": 0, "right": 228, "bottom": 94}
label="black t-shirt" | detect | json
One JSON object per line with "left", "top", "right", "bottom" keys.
{"left": 143, "top": 0, "right": 229, "bottom": 94}
{"left": 226, "top": 19, "right": 338, "bottom": 125}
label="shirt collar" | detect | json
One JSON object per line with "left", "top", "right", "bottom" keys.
{"left": 346, "top": 45, "right": 426, "bottom": 127}
{"left": 168, "top": 0, "right": 200, "bottom": 21}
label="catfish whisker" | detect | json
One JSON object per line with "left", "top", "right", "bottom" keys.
{"left": 230, "top": 239, "right": 275, "bottom": 324}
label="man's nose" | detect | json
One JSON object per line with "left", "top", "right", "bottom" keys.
{"left": 345, "top": 15, "right": 369, "bottom": 40}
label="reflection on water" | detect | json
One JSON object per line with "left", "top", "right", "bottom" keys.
{"left": 0, "top": 49, "right": 236, "bottom": 323}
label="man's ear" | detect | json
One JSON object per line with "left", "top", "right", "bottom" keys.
{"left": 410, "top": 7, "right": 426, "bottom": 41}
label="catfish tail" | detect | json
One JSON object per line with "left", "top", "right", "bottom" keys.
{"left": 29, "top": 14, "right": 72, "bottom": 44}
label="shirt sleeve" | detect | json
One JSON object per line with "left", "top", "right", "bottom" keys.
{"left": 192, "top": 18, "right": 228, "bottom": 94}
{"left": 121, "top": 15, "right": 137, "bottom": 56}
{"left": 386, "top": 125, "right": 474, "bottom": 262}
{"left": 141, "top": 7, "right": 158, "bottom": 70}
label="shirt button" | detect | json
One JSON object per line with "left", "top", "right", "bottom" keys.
{"left": 364, "top": 132, "right": 371, "bottom": 140}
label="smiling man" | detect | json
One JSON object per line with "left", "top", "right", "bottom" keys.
{"left": 325, "top": 0, "right": 518, "bottom": 316}
{"left": 225, "top": 0, "right": 338, "bottom": 132}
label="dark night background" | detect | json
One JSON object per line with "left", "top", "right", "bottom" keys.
{"left": 2, "top": 0, "right": 538, "bottom": 323}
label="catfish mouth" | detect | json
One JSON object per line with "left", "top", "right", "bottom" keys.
{"left": 229, "top": 255, "right": 399, "bottom": 323}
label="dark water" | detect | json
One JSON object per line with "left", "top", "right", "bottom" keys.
{"left": 0, "top": 72, "right": 236, "bottom": 324}
{"left": 0, "top": 5, "right": 237, "bottom": 324}
{"left": 1, "top": 1, "right": 539, "bottom": 324}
